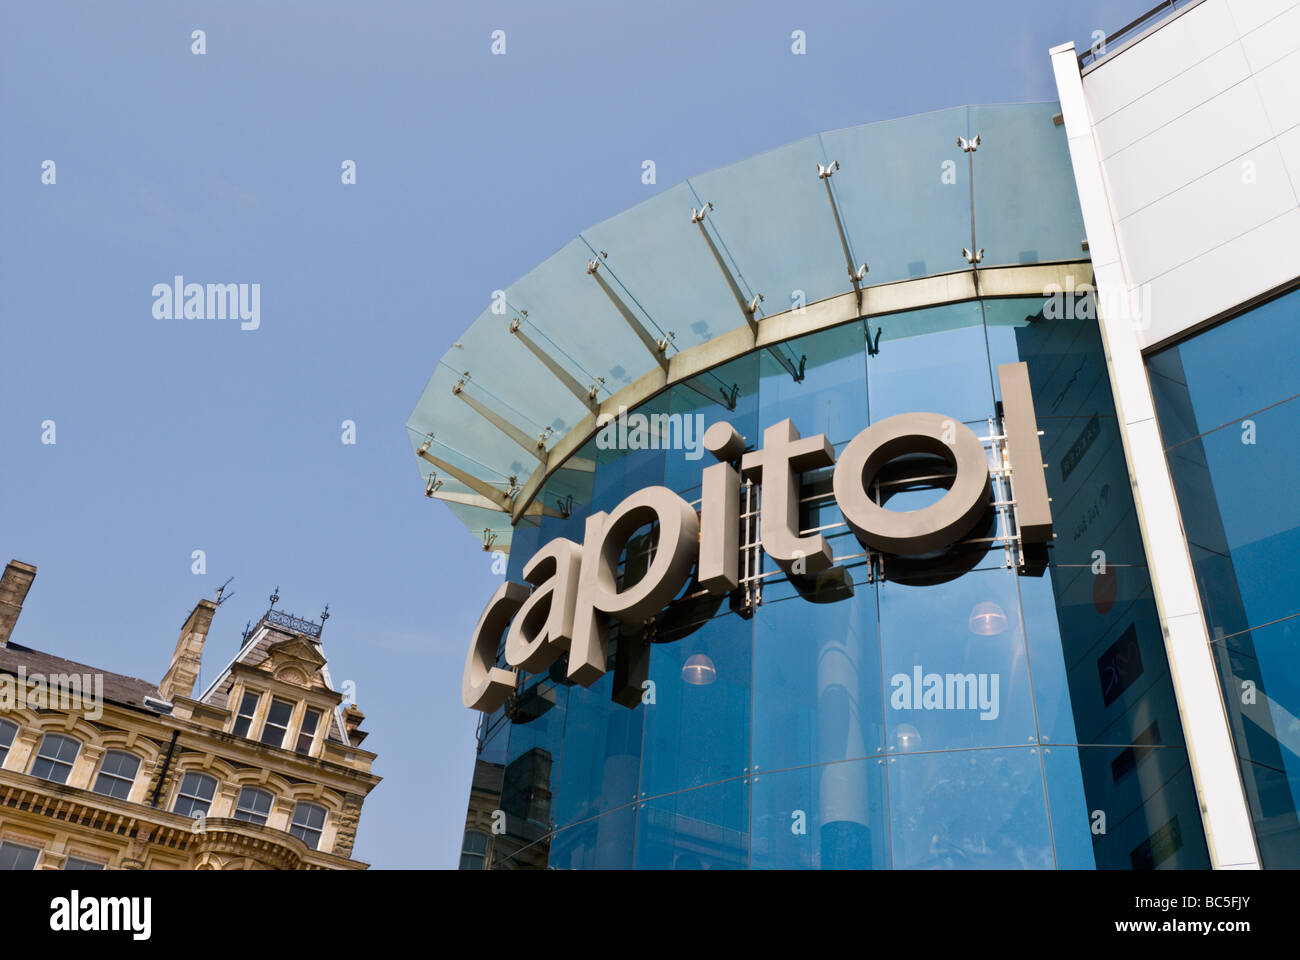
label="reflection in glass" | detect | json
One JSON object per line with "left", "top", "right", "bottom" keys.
{"left": 751, "top": 759, "right": 889, "bottom": 869}
{"left": 1150, "top": 290, "right": 1300, "bottom": 867}
{"left": 879, "top": 568, "right": 1036, "bottom": 753}
{"left": 753, "top": 591, "right": 884, "bottom": 772}
{"left": 889, "top": 747, "right": 1053, "bottom": 869}
{"left": 635, "top": 779, "right": 748, "bottom": 869}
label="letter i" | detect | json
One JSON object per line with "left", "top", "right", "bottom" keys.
{"left": 699, "top": 422, "right": 745, "bottom": 593}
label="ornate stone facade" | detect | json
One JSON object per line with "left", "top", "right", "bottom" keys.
{"left": 0, "top": 560, "right": 380, "bottom": 870}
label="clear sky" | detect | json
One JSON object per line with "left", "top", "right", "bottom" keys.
{"left": 0, "top": 0, "right": 1136, "bottom": 868}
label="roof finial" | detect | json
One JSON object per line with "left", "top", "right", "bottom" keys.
{"left": 269, "top": 585, "right": 280, "bottom": 608}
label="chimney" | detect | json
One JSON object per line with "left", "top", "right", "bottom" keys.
{"left": 0, "top": 560, "right": 37, "bottom": 648}
{"left": 159, "top": 598, "right": 218, "bottom": 702}
{"left": 342, "top": 704, "right": 368, "bottom": 746}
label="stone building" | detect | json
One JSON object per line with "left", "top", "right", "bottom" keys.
{"left": 0, "top": 559, "right": 380, "bottom": 870}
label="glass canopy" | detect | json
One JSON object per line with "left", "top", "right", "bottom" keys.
{"left": 407, "top": 101, "right": 1086, "bottom": 551}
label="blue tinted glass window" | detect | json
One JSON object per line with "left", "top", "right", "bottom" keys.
{"left": 888, "top": 746, "right": 1053, "bottom": 869}
{"left": 634, "top": 779, "right": 748, "bottom": 869}
{"left": 1150, "top": 286, "right": 1300, "bottom": 447}
{"left": 1151, "top": 290, "right": 1300, "bottom": 866}
{"left": 752, "top": 592, "right": 884, "bottom": 772}
{"left": 750, "top": 758, "right": 889, "bottom": 869}
{"left": 878, "top": 568, "right": 1036, "bottom": 754}
{"left": 639, "top": 614, "right": 750, "bottom": 798}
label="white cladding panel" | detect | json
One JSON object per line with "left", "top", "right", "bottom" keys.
{"left": 1079, "top": 0, "right": 1300, "bottom": 348}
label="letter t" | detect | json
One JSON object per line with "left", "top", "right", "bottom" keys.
{"left": 740, "top": 419, "right": 833, "bottom": 576}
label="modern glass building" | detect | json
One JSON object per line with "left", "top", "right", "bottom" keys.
{"left": 413, "top": 0, "right": 1300, "bottom": 869}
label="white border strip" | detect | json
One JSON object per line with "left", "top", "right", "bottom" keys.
{"left": 1051, "top": 40, "right": 1260, "bottom": 869}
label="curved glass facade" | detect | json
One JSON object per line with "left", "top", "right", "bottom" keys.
{"left": 1149, "top": 285, "right": 1300, "bottom": 868}
{"left": 461, "top": 293, "right": 1210, "bottom": 869}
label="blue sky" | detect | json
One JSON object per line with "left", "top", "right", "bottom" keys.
{"left": 0, "top": 0, "right": 1135, "bottom": 868}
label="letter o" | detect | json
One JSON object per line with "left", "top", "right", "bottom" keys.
{"left": 832, "top": 413, "right": 990, "bottom": 555}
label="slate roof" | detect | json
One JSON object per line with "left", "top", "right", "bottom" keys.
{"left": 0, "top": 641, "right": 163, "bottom": 713}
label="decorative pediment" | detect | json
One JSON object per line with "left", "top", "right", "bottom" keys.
{"left": 260, "top": 637, "right": 328, "bottom": 691}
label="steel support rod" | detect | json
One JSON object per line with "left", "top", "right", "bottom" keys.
{"left": 452, "top": 377, "right": 547, "bottom": 462}
{"left": 817, "top": 161, "right": 867, "bottom": 315}
{"left": 509, "top": 316, "right": 601, "bottom": 411}
{"left": 416, "top": 442, "right": 514, "bottom": 511}
{"left": 587, "top": 256, "right": 670, "bottom": 370}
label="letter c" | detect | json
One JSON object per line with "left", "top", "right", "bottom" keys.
{"left": 462, "top": 581, "right": 529, "bottom": 711}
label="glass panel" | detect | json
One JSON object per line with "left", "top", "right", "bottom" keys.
{"left": 552, "top": 670, "right": 643, "bottom": 830}
{"left": 638, "top": 613, "right": 751, "bottom": 798}
{"left": 579, "top": 181, "right": 741, "bottom": 357}
{"left": 867, "top": 301, "right": 995, "bottom": 426}
{"left": 92, "top": 751, "right": 140, "bottom": 800}
{"left": 983, "top": 292, "right": 1104, "bottom": 404}
{"left": 878, "top": 568, "right": 1037, "bottom": 754}
{"left": 1043, "top": 744, "right": 1210, "bottom": 870}
{"left": 1149, "top": 286, "right": 1300, "bottom": 447}
{"left": 752, "top": 592, "right": 884, "bottom": 773}
{"left": 548, "top": 805, "right": 636, "bottom": 870}
{"left": 1212, "top": 619, "right": 1300, "bottom": 867}
{"left": 64, "top": 857, "right": 106, "bottom": 871}
{"left": 260, "top": 698, "right": 293, "bottom": 747}
{"left": 750, "top": 758, "right": 889, "bottom": 869}
{"left": 634, "top": 779, "right": 748, "bottom": 869}
{"left": 969, "top": 102, "right": 1087, "bottom": 268}
{"left": 233, "top": 691, "right": 259, "bottom": 738}
{"left": 463, "top": 719, "right": 510, "bottom": 869}
{"left": 494, "top": 667, "right": 567, "bottom": 868}
{"left": 1038, "top": 414, "right": 1149, "bottom": 568}
{"left": 31, "top": 734, "right": 79, "bottom": 784}
{"left": 687, "top": 134, "right": 849, "bottom": 316}
{"left": 818, "top": 106, "right": 972, "bottom": 286}
{"left": 1150, "top": 292, "right": 1300, "bottom": 868}
{"left": 174, "top": 772, "right": 217, "bottom": 818}
{"left": 888, "top": 746, "right": 1053, "bottom": 869}
{"left": 0, "top": 841, "right": 40, "bottom": 871}
{"left": 290, "top": 802, "right": 326, "bottom": 850}
{"left": 1183, "top": 398, "right": 1300, "bottom": 631}
{"left": 234, "top": 787, "right": 273, "bottom": 825}
{"left": 0, "top": 719, "right": 16, "bottom": 766}
{"left": 296, "top": 709, "right": 321, "bottom": 754}
{"left": 661, "top": 351, "right": 759, "bottom": 496}
{"left": 590, "top": 421, "right": 668, "bottom": 515}
{"left": 506, "top": 237, "right": 661, "bottom": 402}
{"left": 758, "top": 321, "right": 868, "bottom": 447}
